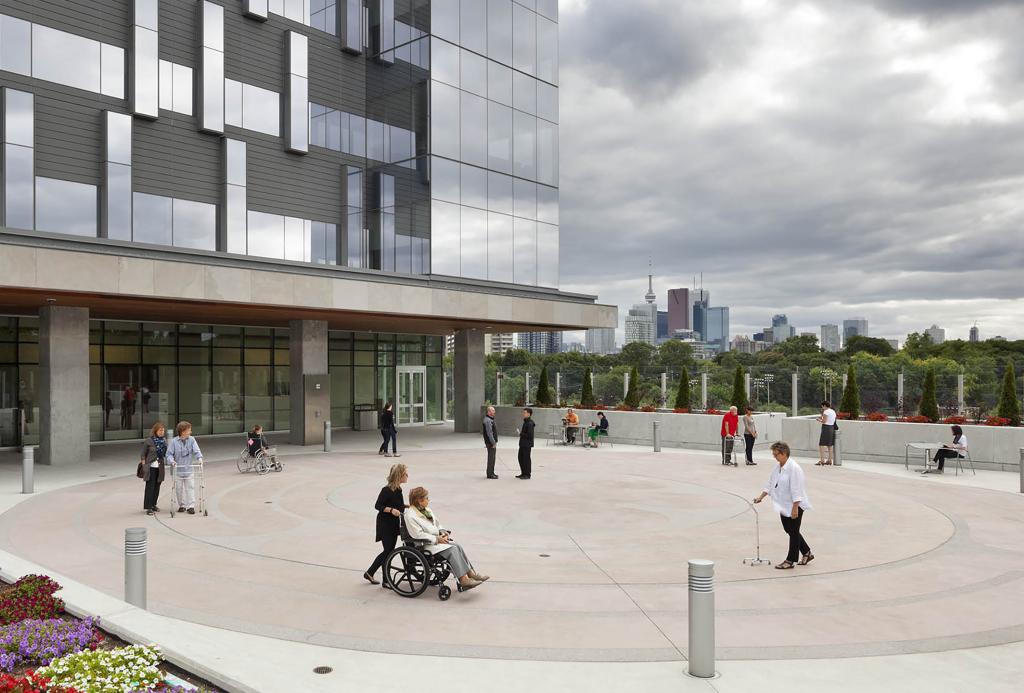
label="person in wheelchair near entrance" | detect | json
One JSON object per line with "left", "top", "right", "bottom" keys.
{"left": 247, "top": 424, "right": 281, "bottom": 471}
{"left": 404, "top": 487, "right": 489, "bottom": 591}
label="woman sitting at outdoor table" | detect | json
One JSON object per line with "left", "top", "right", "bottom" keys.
{"left": 923, "top": 425, "right": 968, "bottom": 475}
{"left": 404, "top": 486, "right": 489, "bottom": 591}
{"left": 563, "top": 408, "right": 580, "bottom": 444}
{"left": 587, "top": 412, "right": 609, "bottom": 448}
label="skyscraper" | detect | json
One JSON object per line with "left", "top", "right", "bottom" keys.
{"left": 625, "top": 271, "right": 658, "bottom": 346}
{"left": 770, "top": 314, "right": 796, "bottom": 343}
{"left": 517, "top": 332, "right": 563, "bottom": 355}
{"left": 843, "top": 318, "right": 869, "bottom": 344}
{"left": 820, "top": 324, "right": 841, "bottom": 352}
{"left": 969, "top": 325, "right": 980, "bottom": 343}
{"left": 667, "top": 288, "right": 692, "bottom": 333}
{"left": 692, "top": 289, "right": 711, "bottom": 341}
{"left": 485, "top": 333, "right": 515, "bottom": 356}
{"left": 586, "top": 328, "right": 616, "bottom": 355}
{"left": 925, "top": 324, "right": 946, "bottom": 345}
{"left": 705, "top": 307, "right": 730, "bottom": 352}
{"left": 657, "top": 311, "right": 669, "bottom": 341}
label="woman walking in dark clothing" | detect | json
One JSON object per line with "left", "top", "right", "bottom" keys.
{"left": 364, "top": 463, "right": 408, "bottom": 587}
{"left": 140, "top": 422, "right": 167, "bottom": 515}
{"left": 378, "top": 402, "right": 399, "bottom": 457}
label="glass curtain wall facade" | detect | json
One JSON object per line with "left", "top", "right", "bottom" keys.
{"left": 0, "top": 317, "right": 444, "bottom": 446}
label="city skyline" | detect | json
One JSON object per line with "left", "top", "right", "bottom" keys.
{"left": 556, "top": 0, "right": 1024, "bottom": 344}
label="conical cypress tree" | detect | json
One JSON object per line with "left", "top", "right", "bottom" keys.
{"left": 919, "top": 368, "right": 939, "bottom": 422}
{"left": 535, "top": 364, "right": 553, "bottom": 406}
{"left": 730, "top": 365, "right": 748, "bottom": 411}
{"left": 581, "top": 367, "right": 595, "bottom": 408}
{"left": 839, "top": 363, "right": 860, "bottom": 419}
{"left": 674, "top": 366, "right": 691, "bottom": 411}
{"left": 624, "top": 365, "right": 640, "bottom": 408}
{"left": 997, "top": 360, "right": 1021, "bottom": 425}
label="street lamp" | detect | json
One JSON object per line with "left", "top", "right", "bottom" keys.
{"left": 753, "top": 373, "right": 775, "bottom": 406}
{"left": 821, "top": 368, "right": 838, "bottom": 402}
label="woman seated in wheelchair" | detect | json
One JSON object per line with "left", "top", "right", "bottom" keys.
{"left": 247, "top": 424, "right": 280, "bottom": 468}
{"left": 405, "top": 486, "right": 489, "bottom": 591}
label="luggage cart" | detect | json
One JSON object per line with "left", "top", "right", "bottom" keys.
{"left": 169, "top": 461, "right": 208, "bottom": 517}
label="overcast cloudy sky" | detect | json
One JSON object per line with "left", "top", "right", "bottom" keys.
{"left": 555, "top": 0, "right": 1024, "bottom": 346}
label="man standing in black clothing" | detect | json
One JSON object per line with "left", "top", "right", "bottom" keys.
{"left": 483, "top": 405, "right": 499, "bottom": 479}
{"left": 517, "top": 408, "right": 535, "bottom": 479}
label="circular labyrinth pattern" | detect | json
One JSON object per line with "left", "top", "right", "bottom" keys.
{"left": 1, "top": 447, "right": 1023, "bottom": 662}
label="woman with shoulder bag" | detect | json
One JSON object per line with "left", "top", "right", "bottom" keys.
{"left": 140, "top": 422, "right": 168, "bottom": 515}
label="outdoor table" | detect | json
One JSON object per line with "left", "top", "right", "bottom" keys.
{"left": 561, "top": 423, "right": 585, "bottom": 446}
{"left": 905, "top": 442, "right": 946, "bottom": 471}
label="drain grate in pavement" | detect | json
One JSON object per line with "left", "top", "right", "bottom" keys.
{"left": 539, "top": 554, "right": 550, "bottom": 558}
{"left": 313, "top": 666, "right": 333, "bottom": 675}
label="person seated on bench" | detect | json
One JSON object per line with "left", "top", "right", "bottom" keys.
{"left": 587, "top": 412, "right": 609, "bottom": 448}
{"left": 563, "top": 408, "right": 580, "bottom": 444}
{"left": 924, "top": 425, "right": 967, "bottom": 475}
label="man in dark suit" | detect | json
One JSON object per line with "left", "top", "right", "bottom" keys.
{"left": 517, "top": 408, "right": 535, "bottom": 479}
{"left": 482, "top": 405, "right": 499, "bottom": 479}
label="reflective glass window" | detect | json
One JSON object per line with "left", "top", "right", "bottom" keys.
{"left": 390, "top": 125, "right": 412, "bottom": 163}
{"left": 430, "top": 199, "right": 460, "bottom": 276}
{"left": 3, "top": 145, "right": 33, "bottom": 229}
{"left": 461, "top": 0, "right": 487, "bottom": 55}
{"left": 311, "top": 1, "right": 338, "bottom": 36}
{"left": 512, "top": 3, "right": 536, "bottom": 75}
{"left": 459, "top": 206, "right": 488, "bottom": 280}
{"left": 311, "top": 221, "right": 338, "bottom": 264}
{"left": 537, "top": 15, "right": 558, "bottom": 85}
{"left": 106, "top": 163, "right": 132, "bottom": 241}
{"left": 105, "top": 112, "right": 132, "bottom": 165}
{"left": 536, "top": 0, "right": 558, "bottom": 21}
{"left": 248, "top": 211, "right": 285, "bottom": 259}
{"left": 342, "top": 0, "right": 362, "bottom": 51}
{"left": 349, "top": 115, "right": 366, "bottom": 157}
{"left": 367, "top": 119, "right": 385, "bottom": 161}
{"left": 513, "top": 71, "right": 537, "bottom": 115}
{"left": 226, "top": 184, "right": 247, "bottom": 254}
{"left": 202, "top": 1, "right": 225, "bottom": 52}
{"left": 159, "top": 60, "right": 173, "bottom": 111}
{"left": 487, "top": 101, "right": 513, "bottom": 174}
{"left": 242, "top": 83, "right": 280, "bottom": 136}
{"left": 537, "top": 184, "right": 558, "bottom": 224}
{"left": 0, "top": 15, "right": 32, "bottom": 75}
{"left": 537, "top": 119, "right": 558, "bottom": 186}
{"left": 4, "top": 90, "right": 34, "bottom": 146}
{"left": 284, "top": 0, "right": 305, "bottom": 24}
{"left": 33, "top": 24, "right": 101, "bottom": 93}
{"left": 513, "top": 110, "right": 536, "bottom": 180}
{"left": 35, "top": 177, "right": 96, "bottom": 237}
{"left": 487, "top": 212, "right": 513, "bottom": 283}
{"left": 135, "top": 29, "right": 160, "bottom": 116}
{"left": 132, "top": 193, "right": 172, "bottom": 245}
{"left": 135, "top": 0, "right": 160, "bottom": 31}
{"left": 536, "top": 222, "right": 558, "bottom": 286}
{"left": 288, "top": 75, "right": 309, "bottom": 152}
{"left": 310, "top": 103, "right": 327, "bottom": 146}
{"left": 289, "top": 31, "right": 309, "bottom": 79}
{"left": 101, "top": 44, "right": 125, "bottom": 99}
{"left": 487, "top": 60, "right": 513, "bottom": 106}
{"left": 173, "top": 63, "right": 193, "bottom": 115}
{"left": 514, "top": 178, "right": 536, "bottom": 219}
{"left": 283, "top": 216, "right": 305, "bottom": 262}
{"left": 461, "top": 163, "right": 487, "bottom": 210}
{"left": 431, "top": 156, "right": 460, "bottom": 203}
{"left": 487, "top": 171, "right": 514, "bottom": 215}
{"left": 487, "top": 0, "right": 513, "bottom": 66}
{"left": 225, "top": 79, "right": 242, "bottom": 126}
{"left": 431, "top": 81, "right": 460, "bottom": 160}
{"left": 517, "top": 0, "right": 537, "bottom": 10}
{"left": 172, "top": 199, "right": 216, "bottom": 251}
{"left": 513, "top": 217, "right": 537, "bottom": 285}
{"left": 327, "top": 108, "right": 343, "bottom": 150}
{"left": 226, "top": 139, "right": 247, "bottom": 186}
{"left": 461, "top": 49, "right": 487, "bottom": 97}
{"left": 538, "top": 81, "right": 558, "bottom": 123}
{"left": 431, "top": 0, "right": 460, "bottom": 43}
{"left": 460, "top": 91, "right": 487, "bottom": 168}
{"left": 201, "top": 47, "right": 225, "bottom": 132}
{"left": 431, "top": 38, "right": 459, "bottom": 87}
{"left": 269, "top": 1, "right": 284, "bottom": 18}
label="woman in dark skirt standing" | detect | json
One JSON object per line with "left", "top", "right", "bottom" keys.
{"left": 378, "top": 402, "right": 399, "bottom": 457}
{"left": 816, "top": 401, "right": 836, "bottom": 466}
{"left": 364, "top": 463, "right": 408, "bottom": 587}
{"left": 140, "top": 422, "right": 168, "bottom": 515}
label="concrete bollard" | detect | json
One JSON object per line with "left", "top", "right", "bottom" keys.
{"left": 124, "top": 528, "right": 147, "bottom": 609}
{"left": 833, "top": 429, "right": 842, "bottom": 466}
{"left": 22, "top": 446, "right": 34, "bottom": 494}
{"left": 653, "top": 420, "right": 661, "bottom": 452}
{"left": 1019, "top": 448, "right": 1023, "bottom": 494}
{"left": 323, "top": 420, "right": 332, "bottom": 453}
{"left": 688, "top": 559, "right": 715, "bottom": 678}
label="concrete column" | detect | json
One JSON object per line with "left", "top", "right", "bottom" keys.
{"left": 957, "top": 373, "right": 965, "bottom": 414}
{"left": 556, "top": 372, "right": 561, "bottom": 406}
{"left": 791, "top": 372, "right": 799, "bottom": 417}
{"left": 288, "top": 320, "right": 329, "bottom": 445}
{"left": 701, "top": 373, "right": 708, "bottom": 410}
{"left": 623, "top": 370, "right": 630, "bottom": 400}
{"left": 39, "top": 305, "right": 90, "bottom": 465}
{"left": 744, "top": 373, "right": 751, "bottom": 401}
{"left": 454, "top": 329, "right": 485, "bottom": 433}
{"left": 525, "top": 372, "right": 531, "bottom": 406}
{"left": 897, "top": 372, "right": 905, "bottom": 417}
{"left": 661, "top": 372, "right": 668, "bottom": 408}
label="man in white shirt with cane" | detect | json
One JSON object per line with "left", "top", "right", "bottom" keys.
{"left": 754, "top": 441, "right": 813, "bottom": 570}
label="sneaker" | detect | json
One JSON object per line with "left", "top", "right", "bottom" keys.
{"left": 746, "top": 461, "right": 757, "bottom": 466}
{"left": 146, "top": 510, "right": 155, "bottom": 516}
{"left": 487, "top": 474, "right": 499, "bottom": 479}
{"left": 187, "top": 508, "right": 196, "bottom": 515}
{"left": 378, "top": 450, "right": 386, "bottom": 456}
{"left": 177, "top": 506, "right": 186, "bottom": 513}
{"left": 384, "top": 452, "right": 393, "bottom": 457}
{"left": 393, "top": 453, "right": 401, "bottom": 457}
{"left": 152, "top": 506, "right": 160, "bottom": 512}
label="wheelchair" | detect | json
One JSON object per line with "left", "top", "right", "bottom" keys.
{"left": 384, "top": 516, "right": 464, "bottom": 601}
{"left": 236, "top": 439, "right": 282, "bottom": 475}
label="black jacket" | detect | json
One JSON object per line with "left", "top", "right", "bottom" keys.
{"left": 519, "top": 418, "right": 535, "bottom": 448}
{"left": 482, "top": 415, "right": 498, "bottom": 446}
{"left": 374, "top": 485, "right": 405, "bottom": 542}
{"left": 380, "top": 409, "right": 395, "bottom": 432}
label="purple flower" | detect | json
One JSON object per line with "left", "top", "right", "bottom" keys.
{"left": 0, "top": 617, "right": 100, "bottom": 671}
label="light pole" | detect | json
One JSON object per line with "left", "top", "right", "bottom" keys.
{"left": 821, "top": 368, "right": 838, "bottom": 403}
{"left": 753, "top": 374, "right": 775, "bottom": 407}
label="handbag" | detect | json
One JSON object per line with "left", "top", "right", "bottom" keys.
{"left": 136, "top": 462, "right": 145, "bottom": 479}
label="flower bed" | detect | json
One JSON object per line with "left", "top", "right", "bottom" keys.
{"left": 0, "top": 577, "right": 64, "bottom": 626}
{"left": 0, "top": 619, "right": 103, "bottom": 673}
{"left": 37, "top": 644, "right": 162, "bottom": 693}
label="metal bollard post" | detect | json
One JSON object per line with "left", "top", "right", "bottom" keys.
{"left": 124, "top": 528, "right": 147, "bottom": 610}
{"left": 653, "top": 420, "right": 661, "bottom": 452}
{"left": 688, "top": 559, "right": 715, "bottom": 678}
{"left": 1019, "top": 448, "right": 1023, "bottom": 494}
{"left": 22, "top": 446, "right": 34, "bottom": 494}
{"left": 323, "top": 420, "right": 332, "bottom": 453}
{"left": 833, "top": 429, "right": 842, "bottom": 466}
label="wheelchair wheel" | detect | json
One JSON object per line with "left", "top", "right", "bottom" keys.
{"left": 385, "top": 547, "right": 430, "bottom": 598}
{"left": 438, "top": 585, "right": 452, "bottom": 601}
{"left": 237, "top": 451, "right": 250, "bottom": 473}
{"left": 254, "top": 458, "right": 270, "bottom": 475}
{"left": 272, "top": 461, "right": 283, "bottom": 472}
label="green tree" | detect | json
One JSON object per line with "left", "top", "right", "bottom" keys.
{"left": 997, "top": 360, "right": 1021, "bottom": 425}
{"left": 580, "top": 367, "right": 595, "bottom": 408}
{"left": 918, "top": 368, "right": 939, "bottom": 422}
{"left": 502, "top": 348, "right": 532, "bottom": 368}
{"left": 839, "top": 363, "right": 861, "bottom": 419}
{"left": 534, "top": 364, "right": 553, "bottom": 406}
{"left": 624, "top": 365, "right": 641, "bottom": 408}
{"left": 902, "top": 332, "right": 934, "bottom": 360}
{"left": 619, "top": 341, "right": 657, "bottom": 370}
{"left": 674, "top": 366, "right": 692, "bottom": 410}
{"left": 777, "top": 334, "right": 821, "bottom": 357}
{"left": 658, "top": 339, "right": 694, "bottom": 372}
{"left": 845, "top": 335, "right": 895, "bottom": 357}
{"left": 730, "top": 365, "right": 749, "bottom": 411}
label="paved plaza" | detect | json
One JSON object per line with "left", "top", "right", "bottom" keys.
{"left": 1, "top": 428, "right": 1023, "bottom": 691}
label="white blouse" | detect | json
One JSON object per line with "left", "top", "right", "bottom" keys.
{"left": 821, "top": 408, "right": 837, "bottom": 426}
{"left": 764, "top": 460, "right": 812, "bottom": 518}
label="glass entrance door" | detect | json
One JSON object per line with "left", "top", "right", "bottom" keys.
{"left": 397, "top": 366, "right": 427, "bottom": 426}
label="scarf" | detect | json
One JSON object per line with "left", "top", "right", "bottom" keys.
{"left": 153, "top": 436, "right": 167, "bottom": 461}
{"left": 416, "top": 505, "right": 434, "bottom": 522}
